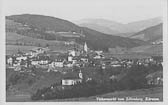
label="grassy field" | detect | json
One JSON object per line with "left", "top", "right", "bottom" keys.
{"left": 6, "top": 44, "right": 71, "bottom": 55}
{"left": 6, "top": 31, "right": 74, "bottom": 55}
{"left": 130, "top": 44, "right": 162, "bottom": 55}
{"left": 6, "top": 67, "right": 163, "bottom": 102}
{"left": 6, "top": 45, "right": 37, "bottom": 55}
{"left": 6, "top": 32, "right": 26, "bottom": 41}
{"left": 45, "top": 87, "right": 163, "bottom": 102}
{"left": 6, "top": 87, "right": 162, "bottom": 102}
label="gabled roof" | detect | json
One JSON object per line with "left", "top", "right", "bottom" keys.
{"left": 50, "top": 54, "right": 67, "bottom": 61}
{"left": 30, "top": 47, "right": 50, "bottom": 52}
{"left": 62, "top": 72, "right": 80, "bottom": 79}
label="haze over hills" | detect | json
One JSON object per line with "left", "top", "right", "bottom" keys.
{"left": 75, "top": 17, "right": 162, "bottom": 36}
{"left": 130, "top": 23, "right": 163, "bottom": 42}
{"left": 78, "top": 23, "right": 120, "bottom": 35}
{"left": 6, "top": 14, "right": 147, "bottom": 51}
{"left": 75, "top": 18, "right": 125, "bottom": 35}
{"left": 125, "top": 17, "right": 162, "bottom": 32}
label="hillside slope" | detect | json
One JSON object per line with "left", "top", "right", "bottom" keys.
{"left": 79, "top": 23, "right": 119, "bottom": 34}
{"left": 126, "top": 17, "right": 162, "bottom": 32}
{"left": 129, "top": 44, "right": 162, "bottom": 56}
{"left": 76, "top": 17, "right": 162, "bottom": 35}
{"left": 6, "top": 14, "right": 81, "bottom": 33}
{"left": 81, "top": 27, "right": 146, "bottom": 50}
{"left": 6, "top": 14, "right": 147, "bottom": 51}
{"left": 130, "top": 23, "right": 163, "bottom": 42}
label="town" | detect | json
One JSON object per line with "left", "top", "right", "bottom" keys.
{"left": 4, "top": 0, "right": 165, "bottom": 102}
{"left": 6, "top": 40, "right": 163, "bottom": 100}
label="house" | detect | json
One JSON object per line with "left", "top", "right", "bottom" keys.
{"left": 68, "top": 50, "right": 76, "bottom": 57}
{"left": 13, "top": 62, "right": 20, "bottom": 67}
{"left": 95, "top": 51, "right": 103, "bottom": 55}
{"left": 16, "top": 56, "right": 27, "bottom": 62}
{"left": 7, "top": 56, "right": 13, "bottom": 66}
{"left": 146, "top": 71, "right": 163, "bottom": 85}
{"left": 64, "top": 41, "right": 75, "bottom": 45}
{"left": 62, "top": 78, "right": 82, "bottom": 86}
{"left": 31, "top": 60, "right": 40, "bottom": 65}
{"left": 64, "top": 61, "right": 73, "bottom": 67}
{"left": 14, "top": 65, "right": 21, "bottom": 71}
{"left": 37, "top": 54, "right": 50, "bottom": 65}
{"left": 68, "top": 55, "right": 73, "bottom": 62}
{"left": 28, "top": 50, "right": 38, "bottom": 57}
{"left": 50, "top": 54, "right": 66, "bottom": 68}
{"left": 29, "top": 47, "right": 50, "bottom": 57}
{"left": 51, "top": 61, "right": 64, "bottom": 68}
{"left": 93, "top": 54, "right": 104, "bottom": 59}
{"left": 101, "top": 64, "right": 106, "bottom": 69}
{"left": 34, "top": 48, "right": 46, "bottom": 54}
{"left": 111, "top": 64, "right": 122, "bottom": 67}
{"left": 45, "top": 30, "right": 56, "bottom": 34}
{"left": 61, "top": 71, "right": 83, "bottom": 86}
{"left": 80, "top": 57, "right": 88, "bottom": 63}
{"left": 39, "top": 60, "right": 49, "bottom": 65}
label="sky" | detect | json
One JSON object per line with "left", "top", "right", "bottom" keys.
{"left": 3, "top": 0, "right": 163, "bottom": 23}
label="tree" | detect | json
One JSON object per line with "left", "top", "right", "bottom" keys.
{"left": 46, "top": 43, "right": 49, "bottom": 48}
{"left": 38, "top": 43, "right": 41, "bottom": 47}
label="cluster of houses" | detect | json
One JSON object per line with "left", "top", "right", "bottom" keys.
{"left": 6, "top": 43, "right": 163, "bottom": 71}
{"left": 6, "top": 42, "right": 89, "bottom": 71}
{"left": 6, "top": 42, "right": 163, "bottom": 86}
{"left": 99, "top": 55, "right": 163, "bottom": 70}
{"left": 6, "top": 47, "right": 49, "bottom": 69}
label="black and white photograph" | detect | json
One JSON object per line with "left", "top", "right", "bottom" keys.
{"left": 1, "top": 0, "right": 168, "bottom": 103}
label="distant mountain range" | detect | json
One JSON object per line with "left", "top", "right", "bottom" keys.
{"left": 6, "top": 14, "right": 147, "bottom": 51}
{"left": 78, "top": 23, "right": 120, "bottom": 35}
{"left": 74, "top": 18, "right": 125, "bottom": 35}
{"left": 75, "top": 17, "right": 162, "bottom": 36}
{"left": 130, "top": 23, "right": 163, "bottom": 42}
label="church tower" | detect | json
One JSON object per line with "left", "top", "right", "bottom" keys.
{"left": 84, "top": 42, "right": 88, "bottom": 53}
{"left": 79, "top": 70, "right": 83, "bottom": 79}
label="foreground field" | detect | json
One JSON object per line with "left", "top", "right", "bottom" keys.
{"left": 6, "top": 87, "right": 162, "bottom": 102}
{"left": 46, "top": 87, "right": 163, "bottom": 102}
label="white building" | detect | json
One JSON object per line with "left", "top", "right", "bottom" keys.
{"left": 7, "top": 57, "right": 13, "bottom": 65}
{"left": 38, "top": 60, "right": 49, "bottom": 65}
{"left": 28, "top": 47, "right": 49, "bottom": 57}
{"left": 16, "top": 56, "right": 27, "bottom": 62}
{"left": 68, "top": 50, "right": 76, "bottom": 57}
{"left": 64, "top": 62, "right": 73, "bottom": 67}
{"left": 68, "top": 55, "right": 73, "bottom": 62}
{"left": 51, "top": 61, "right": 64, "bottom": 68}
{"left": 62, "top": 79, "right": 82, "bottom": 86}
{"left": 31, "top": 60, "right": 39, "bottom": 65}
{"left": 80, "top": 57, "right": 88, "bottom": 62}
{"left": 62, "top": 71, "right": 83, "bottom": 86}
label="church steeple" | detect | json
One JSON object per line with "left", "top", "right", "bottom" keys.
{"left": 79, "top": 70, "right": 83, "bottom": 79}
{"left": 84, "top": 42, "right": 88, "bottom": 53}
